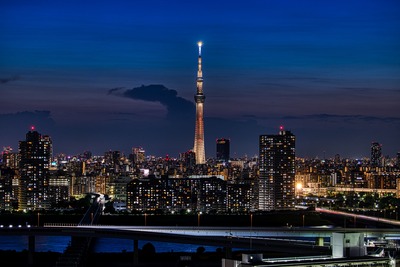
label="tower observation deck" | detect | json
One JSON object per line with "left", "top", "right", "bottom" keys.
{"left": 193, "top": 41, "right": 206, "bottom": 164}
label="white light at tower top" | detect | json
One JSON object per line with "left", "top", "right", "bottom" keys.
{"left": 198, "top": 41, "right": 202, "bottom": 55}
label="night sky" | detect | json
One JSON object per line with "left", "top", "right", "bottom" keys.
{"left": 1, "top": 0, "right": 399, "bottom": 159}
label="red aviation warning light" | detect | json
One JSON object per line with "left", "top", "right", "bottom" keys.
{"left": 30, "top": 125, "right": 35, "bottom": 131}
{"left": 279, "top": 125, "right": 284, "bottom": 131}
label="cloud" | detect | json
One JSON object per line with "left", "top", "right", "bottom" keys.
{"left": 110, "top": 84, "right": 195, "bottom": 120}
{"left": 0, "top": 75, "right": 19, "bottom": 84}
{"left": 107, "top": 87, "right": 125, "bottom": 95}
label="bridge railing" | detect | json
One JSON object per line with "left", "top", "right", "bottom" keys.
{"left": 43, "top": 223, "right": 116, "bottom": 227}
{"left": 44, "top": 223, "right": 78, "bottom": 227}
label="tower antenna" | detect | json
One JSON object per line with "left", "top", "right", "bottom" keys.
{"left": 198, "top": 41, "right": 202, "bottom": 55}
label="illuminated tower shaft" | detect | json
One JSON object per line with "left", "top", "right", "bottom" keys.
{"left": 193, "top": 42, "right": 206, "bottom": 164}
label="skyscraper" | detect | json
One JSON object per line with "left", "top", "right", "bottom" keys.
{"left": 18, "top": 127, "right": 52, "bottom": 211}
{"left": 132, "top": 147, "right": 145, "bottom": 164}
{"left": 216, "top": 138, "right": 230, "bottom": 162}
{"left": 193, "top": 41, "right": 206, "bottom": 164}
{"left": 370, "top": 142, "right": 382, "bottom": 168}
{"left": 1, "top": 146, "right": 18, "bottom": 169}
{"left": 258, "top": 127, "right": 295, "bottom": 211}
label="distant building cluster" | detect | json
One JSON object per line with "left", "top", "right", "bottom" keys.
{"left": 0, "top": 127, "right": 399, "bottom": 214}
{"left": 127, "top": 176, "right": 254, "bottom": 214}
{"left": 0, "top": 44, "right": 399, "bottom": 214}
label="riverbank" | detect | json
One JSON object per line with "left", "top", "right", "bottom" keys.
{"left": 0, "top": 249, "right": 292, "bottom": 267}
{"left": 0, "top": 210, "right": 333, "bottom": 227}
{"left": 85, "top": 249, "right": 294, "bottom": 267}
{"left": 0, "top": 250, "right": 60, "bottom": 267}
{"left": 98, "top": 210, "right": 333, "bottom": 227}
{"left": 0, "top": 251, "right": 223, "bottom": 267}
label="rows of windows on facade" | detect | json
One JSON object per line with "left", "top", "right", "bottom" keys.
{"left": 0, "top": 127, "right": 399, "bottom": 213}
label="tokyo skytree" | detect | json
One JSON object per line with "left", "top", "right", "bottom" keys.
{"left": 193, "top": 41, "right": 206, "bottom": 164}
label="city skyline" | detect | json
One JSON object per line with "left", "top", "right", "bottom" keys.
{"left": 1, "top": 0, "right": 399, "bottom": 158}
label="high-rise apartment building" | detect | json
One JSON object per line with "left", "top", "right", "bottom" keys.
{"left": 126, "top": 176, "right": 227, "bottom": 213}
{"left": 18, "top": 127, "right": 52, "bottom": 211}
{"left": 193, "top": 41, "right": 206, "bottom": 164}
{"left": 48, "top": 170, "right": 70, "bottom": 207}
{"left": 370, "top": 142, "right": 382, "bottom": 168}
{"left": 180, "top": 150, "right": 196, "bottom": 168}
{"left": 1, "top": 146, "right": 19, "bottom": 169}
{"left": 397, "top": 152, "right": 400, "bottom": 169}
{"left": 216, "top": 138, "right": 230, "bottom": 162}
{"left": 258, "top": 127, "right": 295, "bottom": 211}
{"left": 0, "top": 166, "right": 16, "bottom": 211}
{"left": 131, "top": 147, "right": 145, "bottom": 164}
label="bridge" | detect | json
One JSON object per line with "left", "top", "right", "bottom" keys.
{"left": 1, "top": 224, "right": 400, "bottom": 265}
{"left": 0, "top": 198, "right": 399, "bottom": 266}
{"left": 1, "top": 225, "right": 335, "bottom": 253}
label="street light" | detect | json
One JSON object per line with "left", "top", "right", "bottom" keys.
{"left": 296, "top": 182, "right": 303, "bottom": 195}
{"left": 250, "top": 214, "right": 253, "bottom": 250}
{"left": 197, "top": 212, "right": 202, "bottom": 227}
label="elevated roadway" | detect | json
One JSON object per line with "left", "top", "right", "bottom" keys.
{"left": 0, "top": 205, "right": 399, "bottom": 264}
{"left": 0, "top": 225, "right": 332, "bottom": 255}
{"left": 316, "top": 207, "right": 400, "bottom": 228}
{"left": 1, "top": 225, "right": 399, "bottom": 254}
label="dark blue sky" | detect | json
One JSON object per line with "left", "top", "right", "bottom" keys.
{"left": 1, "top": 0, "right": 399, "bottom": 159}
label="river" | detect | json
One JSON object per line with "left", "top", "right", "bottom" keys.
{"left": 0, "top": 235, "right": 221, "bottom": 253}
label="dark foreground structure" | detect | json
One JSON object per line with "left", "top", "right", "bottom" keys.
{"left": 0, "top": 211, "right": 399, "bottom": 267}
{"left": 0, "top": 250, "right": 225, "bottom": 267}
{"left": 1, "top": 250, "right": 399, "bottom": 267}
